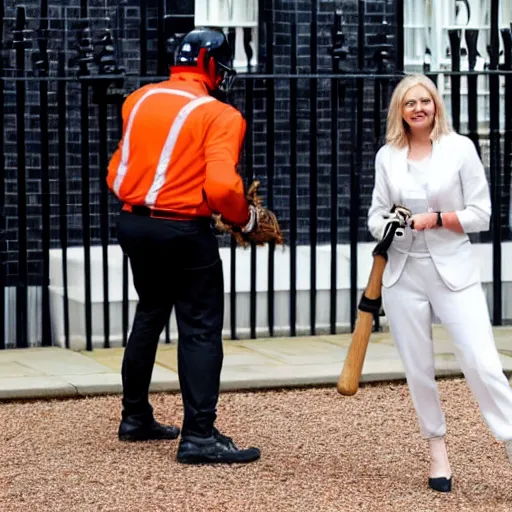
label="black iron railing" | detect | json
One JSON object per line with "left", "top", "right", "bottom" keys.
{"left": 1, "top": 1, "right": 512, "bottom": 350}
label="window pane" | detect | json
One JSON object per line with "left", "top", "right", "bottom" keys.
{"left": 194, "top": 0, "right": 257, "bottom": 27}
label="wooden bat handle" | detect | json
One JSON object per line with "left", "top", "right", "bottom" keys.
{"left": 337, "top": 254, "right": 387, "bottom": 396}
{"left": 364, "top": 254, "right": 387, "bottom": 299}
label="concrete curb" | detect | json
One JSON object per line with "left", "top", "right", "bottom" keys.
{"left": 0, "top": 367, "right": 474, "bottom": 401}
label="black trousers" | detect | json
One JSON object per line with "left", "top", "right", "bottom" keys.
{"left": 117, "top": 211, "right": 224, "bottom": 437}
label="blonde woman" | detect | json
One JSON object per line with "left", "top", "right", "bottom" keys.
{"left": 368, "top": 74, "right": 512, "bottom": 492}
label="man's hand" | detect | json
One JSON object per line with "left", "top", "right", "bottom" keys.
{"left": 409, "top": 212, "right": 437, "bottom": 231}
{"left": 212, "top": 181, "right": 284, "bottom": 247}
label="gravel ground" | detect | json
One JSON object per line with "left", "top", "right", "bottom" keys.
{"left": 1, "top": 378, "right": 511, "bottom": 512}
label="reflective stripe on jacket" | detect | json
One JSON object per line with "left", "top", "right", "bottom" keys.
{"left": 107, "top": 72, "right": 250, "bottom": 225}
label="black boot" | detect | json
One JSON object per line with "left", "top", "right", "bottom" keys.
{"left": 118, "top": 418, "right": 180, "bottom": 442}
{"left": 177, "top": 428, "right": 261, "bottom": 464}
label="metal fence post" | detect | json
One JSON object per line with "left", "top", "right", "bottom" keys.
{"left": 34, "top": 0, "right": 52, "bottom": 346}
{"left": 156, "top": 0, "right": 167, "bottom": 76}
{"left": 395, "top": 0, "right": 404, "bottom": 73}
{"left": 73, "top": 20, "right": 95, "bottom": 350}
{"left": 92, "top": 28, "right": 126, "bottom": 349}
{"left": 329, "top": 10, "right": 348, "bottom": 335}
{"left": 13, "top": 6, "right": 31, "bottom": 348}
{"left": 0, "top": 0, "right": 5, "bottom": 349}
{"left": 488, "top": 0, "right": 502, "bottom": 326}
{"left": 266, "top": 0, "right": 276, "bottom": 337}
{"left": 369, "top": 21, "right": 394, "bottom": 332}
{"left": 289, "top": 20, "right": 298, "bottom": 337}
{"left": 465, "top": 29, "right": 480, "bottom": 156}
{"left": 501, "top": 26, "right": 512, "bottom": 238}
{"left": 139, "top": 0, "right": 148, "bottom": 76}
{"left": 309, "top": 0, "right": 318, "bottom": 335}
{"left": 57, "top": 53, "right": 70, "bottom": 349}
{"left": 329, "top": 11, "right": 349, "bottom": 334}
{"left": 448, "top": 29, "right": 462, "bottom": 133}
{"left": 237, "top": 77, "right": 255, "bottom": 340}
{"left": 350, "top": 0, "right": 366, "bottom": 332}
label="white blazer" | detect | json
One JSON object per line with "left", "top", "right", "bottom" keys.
{"left": 367, "top": 132, "right": 491, "bottom": 291}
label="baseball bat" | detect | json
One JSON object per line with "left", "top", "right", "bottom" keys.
{"left": 337, "top": 224, "right": 404, "bottom": 396}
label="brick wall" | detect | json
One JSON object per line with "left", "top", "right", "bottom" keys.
{"left": 0, "top": 0, "right": 399, "bottom": 285}
{"left": 2, "top": 0, "right": 146, "bottom": 284}
{"left": 228, "top": 0, "right": 400, "bottom": 245}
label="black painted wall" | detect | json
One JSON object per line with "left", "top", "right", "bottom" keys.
{"left": 234, "top": 0, "right": 400, "bottom": 246}
{"left": 0, "top": 0, "right": 399, "bottom": 285}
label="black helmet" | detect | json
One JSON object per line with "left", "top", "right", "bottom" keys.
{"left": 173, "top": 28, "right": 236, "bottom": 92}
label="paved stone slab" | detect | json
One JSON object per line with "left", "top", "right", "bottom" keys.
{"left": 154, "top": 342, "right": 282, "bottom": 373}
{"left": 80, "top": 347, "right": 125, "bottom": 372}
{"left": 61, "top": 373, "right": 123, "bottom": 396}
{"left": 61, "top": 364, "right": 180, "bottom": 396}
{"left": 154, "top": 346, "right": 178, "bottom": 372}
{"left": 498, "top": 354, "right": 512, "bottom": 372}
{"left": 315, "top": 341, "right": 400, "bottom": 364}
{"left": 0, "top": 361, "right": 40, "bottom": 377}
{"left": 491, "top": 329, "right": 512, "bottom": 354}
{"left": 432, "top": 325, "right": 451, "bottom": 340}
{"left": 432, "top": 324, "right": 512, "bottom": 350}
{"left": 20, "top": 353, "right": 113, "bottom": 376}
{"left": 320, "top": 333, "right": 395, "bottom": 348}
{"left": 0, "top": 346, "right": 64, "bottom": 362}
{"left": 217, "top": 355, "right": 469, "bottom": 392}
{"left": 236, "top": 337, "right": 346, "bottom": 365}
{"left": 317, "top": 334, "right": 352, "bottom": 348}
{"left": 431, "top": 339, "right": 457, "bottom": 355}
{"left": 219, "top": 362, "right": 343, "bottom": 390}
{"left": 149, "top": 376, "right": 180, "bottom": 392}
{"left": 433, "top": 357, "right": 466, "bottom": 377}
{"left": 0, "top": 347, "right": 113, "bottom": 376}
{"left": 363, "top": 343, "right": 401, "bottom": 360}
{"left": 224, "top": 342, "right": 283, "bottom": 367}
{"left": 359, "top": 358, "right": 407, "bottom": 383}
{"left": 420, "top": 348, "right": 512, "bottom": 373}
{"left": 81, "top": 346, "right": 181, "bottom": 375}
{"left": 323, "top": 328, "right": 512, "bottom": 362}
{"left": 151, "top": 365, "right": 179, "bottom": 381}
{"left": 0, "top": 376, "right": 77, "bottom": 400}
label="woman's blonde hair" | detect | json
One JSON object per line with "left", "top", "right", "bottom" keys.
{"left": 385, "top": 74, "right": 452, "bottom": 148}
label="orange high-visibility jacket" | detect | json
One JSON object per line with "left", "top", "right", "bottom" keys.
{"left": 107, "top": 72, "right": 250, "bottom": 226}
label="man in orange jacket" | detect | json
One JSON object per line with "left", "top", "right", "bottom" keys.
{"left": 107, "top": 27, "right": 260, "bottom": 464}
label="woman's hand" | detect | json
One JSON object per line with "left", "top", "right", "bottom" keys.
{"left": 409, "top": 212, "right": 437, "bottom": 231}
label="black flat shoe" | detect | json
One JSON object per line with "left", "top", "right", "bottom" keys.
{"left": 118, "top": 419, "right": 180, "bottom": 442}
{"left": 177, "top": 429, "right": 261, "bottom": 465}
{"left": 428, "top": 476, "right": 452, "bottom": 493}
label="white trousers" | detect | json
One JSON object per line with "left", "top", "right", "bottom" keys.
{"left": 382, "top": 256, "right": 512, "bottom": 441}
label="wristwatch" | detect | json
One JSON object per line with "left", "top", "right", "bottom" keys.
{"left": 436, "top": 211, "right": 443, "bottom": 227}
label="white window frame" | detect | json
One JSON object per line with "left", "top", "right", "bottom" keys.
{"left": 194, "top": 0, "right": 258, "bottom": 72}
{"left": 404, "top": 0, "right": 510, "bottom": 72}
{"left": 404, "top": 0, "right": 511, "bottom": 132}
